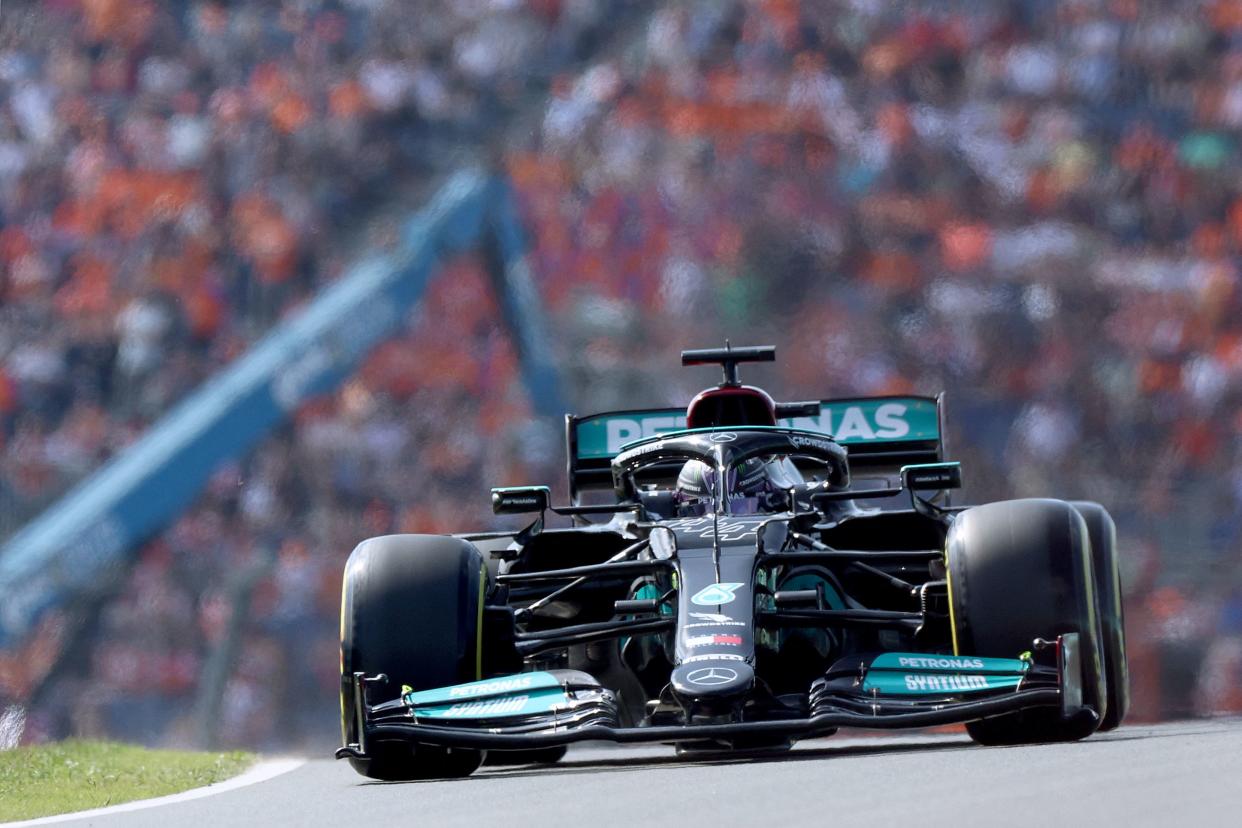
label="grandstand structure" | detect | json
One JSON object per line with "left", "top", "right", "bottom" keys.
{"left": 3, "top": 0, "right": 1242, "bottom": 746}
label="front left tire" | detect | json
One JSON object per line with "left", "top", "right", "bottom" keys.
{"left": 947, "top": 499, "right": 1107, "bottom": 745}
{"left": 1069, "top": 501, "right": 1129, "bottom": 730}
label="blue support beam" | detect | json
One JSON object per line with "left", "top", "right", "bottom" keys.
{"left": 0, "top": 171, "right": 561, "bottom": 649}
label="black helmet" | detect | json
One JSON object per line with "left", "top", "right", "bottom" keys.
{"left": 675, "top": 456, "right": 803, "bottom": 516}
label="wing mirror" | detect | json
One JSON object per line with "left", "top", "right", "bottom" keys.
{"left": 491, "top": 486, "right": 551, "bottom": 515}
{"left": 900, "top": 462, "right": 962, "bottom": 491}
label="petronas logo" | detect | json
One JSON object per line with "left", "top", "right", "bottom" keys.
{"left": 691, "top": 583, "right": 744, "bottom": 606}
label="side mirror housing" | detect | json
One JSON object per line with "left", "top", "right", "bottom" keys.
{"left": 491, "top": 486, "right": 551, "bottom": 515}
{"left": 775, "top": 400, "right": 821, "bottom": 418}
{"left": 900, "top": 462, "right": 962, "bottom": 491}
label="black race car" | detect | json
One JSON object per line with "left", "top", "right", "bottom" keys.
{"left": 336, "top": 345, "right": 1128, "bottom": 779}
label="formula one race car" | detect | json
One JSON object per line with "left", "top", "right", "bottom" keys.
{"left": 336, "top": 345, "right": 1129, "bottom": 780}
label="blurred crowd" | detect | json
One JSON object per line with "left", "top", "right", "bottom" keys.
{"left": 0, "top": 0, "right": 608, "bottom": 537}
{"left": 5, "top": 0, "right": 1242, "bottom": 749}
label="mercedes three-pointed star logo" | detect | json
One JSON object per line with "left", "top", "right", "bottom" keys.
{"left": 708, "top": 432, "right": 738, "bottom": 443}
{"left": 686, "top": 667, "right": 739, "bottom": 686}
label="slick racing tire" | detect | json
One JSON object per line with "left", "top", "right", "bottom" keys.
{"left": 1069, "top": 501, "right": 1129, "bottom": 731}
{"left": 340, "top": 534, "right": 488, "bottom": 780}
{"left": 947, "top": 499, "right": 1107, "bottom": 745}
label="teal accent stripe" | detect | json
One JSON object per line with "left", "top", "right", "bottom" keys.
{"left": 869, "top": 653, "right": 1029, "bottom": 674}
{"left": 862, "top": 652, "right": 1029, "bottom": 696}
{"left": 414, "top": 686, "right": 569, "bottom": 720}
{"left": 404, "top": 671, "right": 560, "bottom": 707}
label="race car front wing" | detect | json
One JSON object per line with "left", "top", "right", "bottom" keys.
{"left": 335, "top": 634, "right": 1091, "bottom": 759}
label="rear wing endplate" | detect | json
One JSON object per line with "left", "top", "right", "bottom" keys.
{"left": 565, "top": 394, "right": 946, "bottom": 502}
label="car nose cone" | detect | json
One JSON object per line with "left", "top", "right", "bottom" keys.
{"left": 671, "top": 659, "right": 755, "bottom": 699}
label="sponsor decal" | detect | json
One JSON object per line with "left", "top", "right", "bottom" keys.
{"left": 684, "top": 634, "right": 744, "bottom": 647}
{"left": 664, "top": 517, "right": 712, "bottom": 532}
{"left": 603, "top": 416, "right": 688, "bottom": 455}
{"left": 870, "top": 653, "right": 1031, "bottom": 673}
{"left": 415, "top": 686, "right": 571, "bottom": 719}
{"left": 789, "top": 434, "right": 835, "bottom": 452}
{"left": 904, "top": 674, "right": 988, "bottom": 692}
{"left": 897, "top": 656, "right": 984, "bottom": 670}
{"left": 440, "top": 695, "right": 531, "bottom": 717}
{"left": 448, "top": 675, "right": 535, "bottom": 698}
{"left": 685, "top": 611, "right": 746, "bottom": 629}
{"left": 620, "top": 441, "right": 666, "bottom": 458}
{"left": 684, "top": 653, "right": 747, "bottom": 663}
{"left": 691, "top": 583, "right": 744, "bottom": 605}
{"left": 573, "top": 398, "right": 939, "bottom": 460}
{"left": 405, "top": 671, "right": 562, "bottom": 708}
{"left": 499, "top": 495, "right": 544, "bottom": 509}
{"left": 783, "top": 402, "right": 917, "bottom": 441}
{"left": 664, "top": 517, "right": 762, "bottom": 542}
{"left": 708, "top": 432, "right": 738, "bottom": 443}
{"left": 903, "top": 465, "right": 960, "bottom": 488}
{"left": 707, "top": 522, "right": 760, "bottom": 542}
{"left": 689, "top": 611, "right": 736, "bottom": 623}
{"left": 686, "top": 667, "right": 738, "bottom": 686}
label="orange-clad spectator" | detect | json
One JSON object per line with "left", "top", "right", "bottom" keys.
{"left": 361, "top": 341, "right": 425, "bottom": 400}
{"left": 0, "top": 228, "right": 33, "bottom": 267}
{"left": 52, "top": 195, "right": 108, "bottom": 241}
{"left": 1117, "top": 123, "right": 1174, "bottom": 174}
{"left": 270, "top": 90, "right": 312, "bottom": 134}
{"left": 0, "top": 369, "right": 16, "bottom": 421}
{"left": 328, "top": 80, "right": 368, "bottom": 121}
{"left": 1172, "top": 417, "right": 1220, "bottom": 468}
{"left": 1192, "top": 223, "right": 1229, "bottom": 260}
{"left": 1227, "top": 198, "right": 1242, "bottom": 247}
{"left": 1139, "top": 358, "right": 1183, "bottom": 396}
{"left": 757, "top": 0, "right": 800, "bottom": 48}
{"left": 248, "top": 62, "right": 291, "bottom": 113}
{"left": 182, "top": 283, "right": 227, "bottom": 343}
{"left": 53, "top": 253, "right": 114, "bottom": 318}
{"left": 1208, "top": 0, "right": 1242, "bottom": 32}
{"left": 93, "top": 170, "right": 200, "bottom": 240}
{"left": 861, "top": 249, "right": 921, "bottom": 295}
{"left": 876, "top": 102, "right": 913, "bottom": 149}
{"left": 863, "top": 37, "right": 910, "bottom": 79}
{"left": 231, "top": 192, "right": 298, "bottom": 286}
{"left": 5, "top": 254, "right": 54, "bottom": 303}
{"left": 80, "top": 0, "right": 137, "bottom": 44}
{"left": 939, "top": 222, "right": 992, "bottom": 272}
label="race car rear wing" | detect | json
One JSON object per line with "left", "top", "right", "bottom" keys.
{"left": 565, "top": 394, "right": 947, "bottom": 502}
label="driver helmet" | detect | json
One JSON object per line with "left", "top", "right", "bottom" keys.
{"left": 675, "top": 455, "right": 804, "bottom": 516}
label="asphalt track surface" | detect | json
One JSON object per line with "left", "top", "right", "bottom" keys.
{"left": 39, "top": 719, "right": 1242, "bottom": 828}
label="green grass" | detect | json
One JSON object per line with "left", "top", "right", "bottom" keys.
{"left": 0, "top": 740, "right": 254, "bottom": 822}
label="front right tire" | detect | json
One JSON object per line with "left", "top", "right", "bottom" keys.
{"left": 340, "top": 534, "right": 488, "bottom": 780}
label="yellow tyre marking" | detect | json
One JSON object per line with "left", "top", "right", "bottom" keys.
{"left": 339, "top": 572, "right": 350, "bottom": 742}
{"left": 476, "top": 563, "right": 486, "bottom": 680}
{"left": 945, "top": 553, "right": 960, "bottom": 656}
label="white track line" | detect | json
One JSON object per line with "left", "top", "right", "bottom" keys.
{"left": 2, "top": 757, "right": 306, "bottom": 826}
